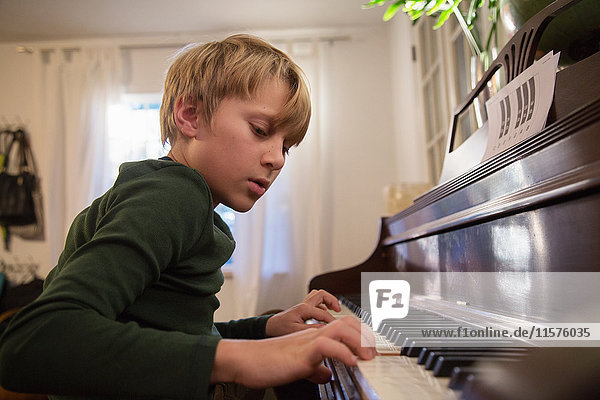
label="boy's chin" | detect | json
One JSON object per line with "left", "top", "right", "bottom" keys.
{"left": 224, "top": 198, "right": 258, "bottom": 213}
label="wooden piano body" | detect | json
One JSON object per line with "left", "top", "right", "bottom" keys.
{"left": 309, "top": 0, "right": 600, "bottom": 398}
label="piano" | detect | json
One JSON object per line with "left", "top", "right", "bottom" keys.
{"left": 309, "top": 0, "right": 600, "bottom": 398}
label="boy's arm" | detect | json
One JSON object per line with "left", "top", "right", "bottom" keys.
{"left": 214, "top": 289, "right": 339, "bottom": 339}
{"left": 211, "top": 315, "right": 376, "bottom": 388}
{"left": 264, "top": 289, "right": 340, "bottom": 337}
{"left": 211, "top": 290, "right": 375, "bottom": 388}
{"left": 0, "top": 167, "right": 219, "bottom": 399}
{"left": 214, "top": 315, "right": 272, "bottom": 339}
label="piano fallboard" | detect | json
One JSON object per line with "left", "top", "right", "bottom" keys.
{"left": 385, "top": 96, "right": 600, "bottom": 274}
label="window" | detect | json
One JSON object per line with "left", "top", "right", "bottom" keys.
{"left": 214, "top": 204, "right": 236, "bottom": 266}
{"left": 107, "top": 93, "right": 236, "bottom": 264}
{"left": 106, "top": 93, "right": 167, "bottom": 186}
{"left": 415, "top": 17, "right": 451, "bottom": 184}
{"left": 413, "top": 7, "right": 504, "bottom": 184}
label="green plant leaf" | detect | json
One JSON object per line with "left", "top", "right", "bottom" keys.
{"left": 383, "top": 1, "right": 405, "bottom": 21}
{"left": 362, "top": 0, "right": 390, "bottom": 9}
{"left": 466, "top": 0, "right": 477, "bottom": 25}
{"left": 427, "top": 0, "right": 448, "bottom": 16}
{"left": 408, "top": 8, "right": 426, "bottom": 20}
{"left": 433, "top": 0, "right": 461, "bottom": 29}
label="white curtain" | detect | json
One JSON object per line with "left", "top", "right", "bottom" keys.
{"left": 33, "top": 47, "right": 121, "bottom": 269}
{"left": 29, "top": 40, "right": 333, "bottom": 314}
{"left": 230, "top": 40, "right": 335, "bottom": 317}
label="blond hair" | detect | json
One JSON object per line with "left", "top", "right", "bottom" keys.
{"left": 160, "top": 34, "right": 311, "bottom": 147}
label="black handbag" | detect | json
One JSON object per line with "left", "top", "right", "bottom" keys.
{"left": 0, "top": 130, "right": 37, "bottom": 227}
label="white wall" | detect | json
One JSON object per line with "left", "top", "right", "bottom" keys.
{"left": 323, "top": 29, "right": 398, "bottom": 271}
{"left": 0, "top": 44, "right": 49, "bottom": 276}
{"left": 0, "top": 24, "right": 423, "bottom": 319}
{"left": 389, "top": 17, "right": 429, "bottom": 183}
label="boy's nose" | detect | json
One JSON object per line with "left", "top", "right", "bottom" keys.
{"left": 261, "top": 144, "right": 285, "bottom": 170}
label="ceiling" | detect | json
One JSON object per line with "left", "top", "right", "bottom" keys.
{"left": 0, "top": 0, "right": 388, "bottom": 43}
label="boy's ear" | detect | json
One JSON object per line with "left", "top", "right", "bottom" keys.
{"left": 174, "top": 98, "right": 203, "bottom": 139}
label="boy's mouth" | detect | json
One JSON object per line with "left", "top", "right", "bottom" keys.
{"left": 248, "top": 178, "right": 269, "bottom": 196}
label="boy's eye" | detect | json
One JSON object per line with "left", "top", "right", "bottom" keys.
{"left": 251, "top": 125, "right": 267, "bottom": 137}
{"left": 282, "top": 146, "right": 290, "bottom": 156}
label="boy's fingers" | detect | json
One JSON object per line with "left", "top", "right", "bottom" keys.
{"left": 304, "top": 289, "right": 341, "bottom": 312}
{"left": 337, "top": 315, "right": 362, "bottom": 333}
{"left": 318, "top": 319, "right": 375, "bottom": 361}
{"left": 307, "top": 364, "right": 333, "bottom": 384}
{"left": 360, "top": 323, "right": 377, "bottom": 350}
{"left": 339, "top": 316, "right": 377, "bottom": 358}
{"left": 336, "top": 315, "right": 375, "bottom": 348}
{"left": 310, "top": 336, "right": 359, "bottom": 367}
{"left": 297, "top": 322, "right": 326, "bottom": 331}
{"left": 299, "top": 304, "right": 336, "bottom": 324}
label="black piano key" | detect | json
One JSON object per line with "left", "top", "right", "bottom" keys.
{"left": 418, "top": 347, "right": 443, "bottom": 364}
{"left": 418, "top": 346, "right": 528, "bottom": 365}
{"left": 424, "top": 348, "right": 529, "bottom": 368}
{"left": 402, "top": 335, "right": 520, "bottom": 356}
{"left": 323, "top": 359, "right": 347, "bottom": 400}
{"left": 402, "top": 339, "right": 489, "bottom": 356}
{"left": 390, "top": 325, "right": 464, "bottom": 345}
{"left": 406, "top": 342, "right": 433, "bottom": 357}
{"left": 448, "top": 363, "right": 514, "bottom": 391}
{"left": 418, "top": 347, "right": 484, "bottom": 364}
{"left": 401, "top": 338, "right": 431, "bottom": 356}
{"left": 425, "top": 351, "right": 527, "bottom": 370}
{"left": 331, "top": 359, "right": 362, "bottom": 400}
{"left": 433, "top": 356, "right": 523, "bottom": 377}
{"left": 378, "top": 317, "right": 446, "bottom": 334}
{"left": 324, "top": 357, "right": 363, "bottom": 400}
{"left": 448, "top": 366, "right": 479, "bottom": 390}
{"left": 378, "top": 320, "right": 407, "bottom": 335}
{"left": 401, "top": 342, "right": 414, "bottom": 356}
{"left": 341, "top": 295, "right": 361, "bottom": 307}
{"left": 416, "top": 347, "right": 478, "bottom": 364}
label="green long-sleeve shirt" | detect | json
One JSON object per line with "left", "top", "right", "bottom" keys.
{"left": 0, "top": 158, "right": 270, "bottom": 399}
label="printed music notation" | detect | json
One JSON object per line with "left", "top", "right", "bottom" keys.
{"left": 483, "top": 51, "right": 560, "bottom": 161}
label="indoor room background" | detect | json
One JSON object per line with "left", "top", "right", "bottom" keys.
{"left": 0, "top": 0, "right": 431, "bottom": 321}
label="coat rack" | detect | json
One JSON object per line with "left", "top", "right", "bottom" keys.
{"left": 0, "top": 122, "right": 45, "bottom": 251}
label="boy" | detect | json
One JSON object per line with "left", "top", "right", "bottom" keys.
{"left": 0, "top": 34, "right": 374, "bottom": 399}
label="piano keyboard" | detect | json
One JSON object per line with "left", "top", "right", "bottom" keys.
{"left": 321, "top": 297, "right": 530, "bottom": 400}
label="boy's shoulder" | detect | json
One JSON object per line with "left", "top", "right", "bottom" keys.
{"left": 116, "top": 158, "right": 205, "bottom": 187}
{"left": 117, "top": 158, "right": 190, "bottom": 179}
{"left": 111, "top": 158, "right": 212, "bottom": 205}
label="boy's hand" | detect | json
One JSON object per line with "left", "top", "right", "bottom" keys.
{"left": 211, "top": 315, "right": 376, "bottom": 388}
{"left": 265, "top": 289, "right": 342, "bottom": 337}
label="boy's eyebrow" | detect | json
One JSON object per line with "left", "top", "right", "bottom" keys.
{"left": 247, "top": 108, "right": 296, "bottom": 140}
{"left": 246, "top": 108, "right": 279, "bottom": 123}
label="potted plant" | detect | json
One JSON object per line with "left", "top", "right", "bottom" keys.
{"left": 363, "top": 0, "right": 600, "bottom": 66}
{"left": 363, "top": 0, "right": 501, "bottom": 67}
{"left": 364, "top": 0, "right": 504, "bottom": 134}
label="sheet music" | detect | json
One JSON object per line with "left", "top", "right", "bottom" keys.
{"left": 483, "top": 51, "right": 560, "bottom": 161}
